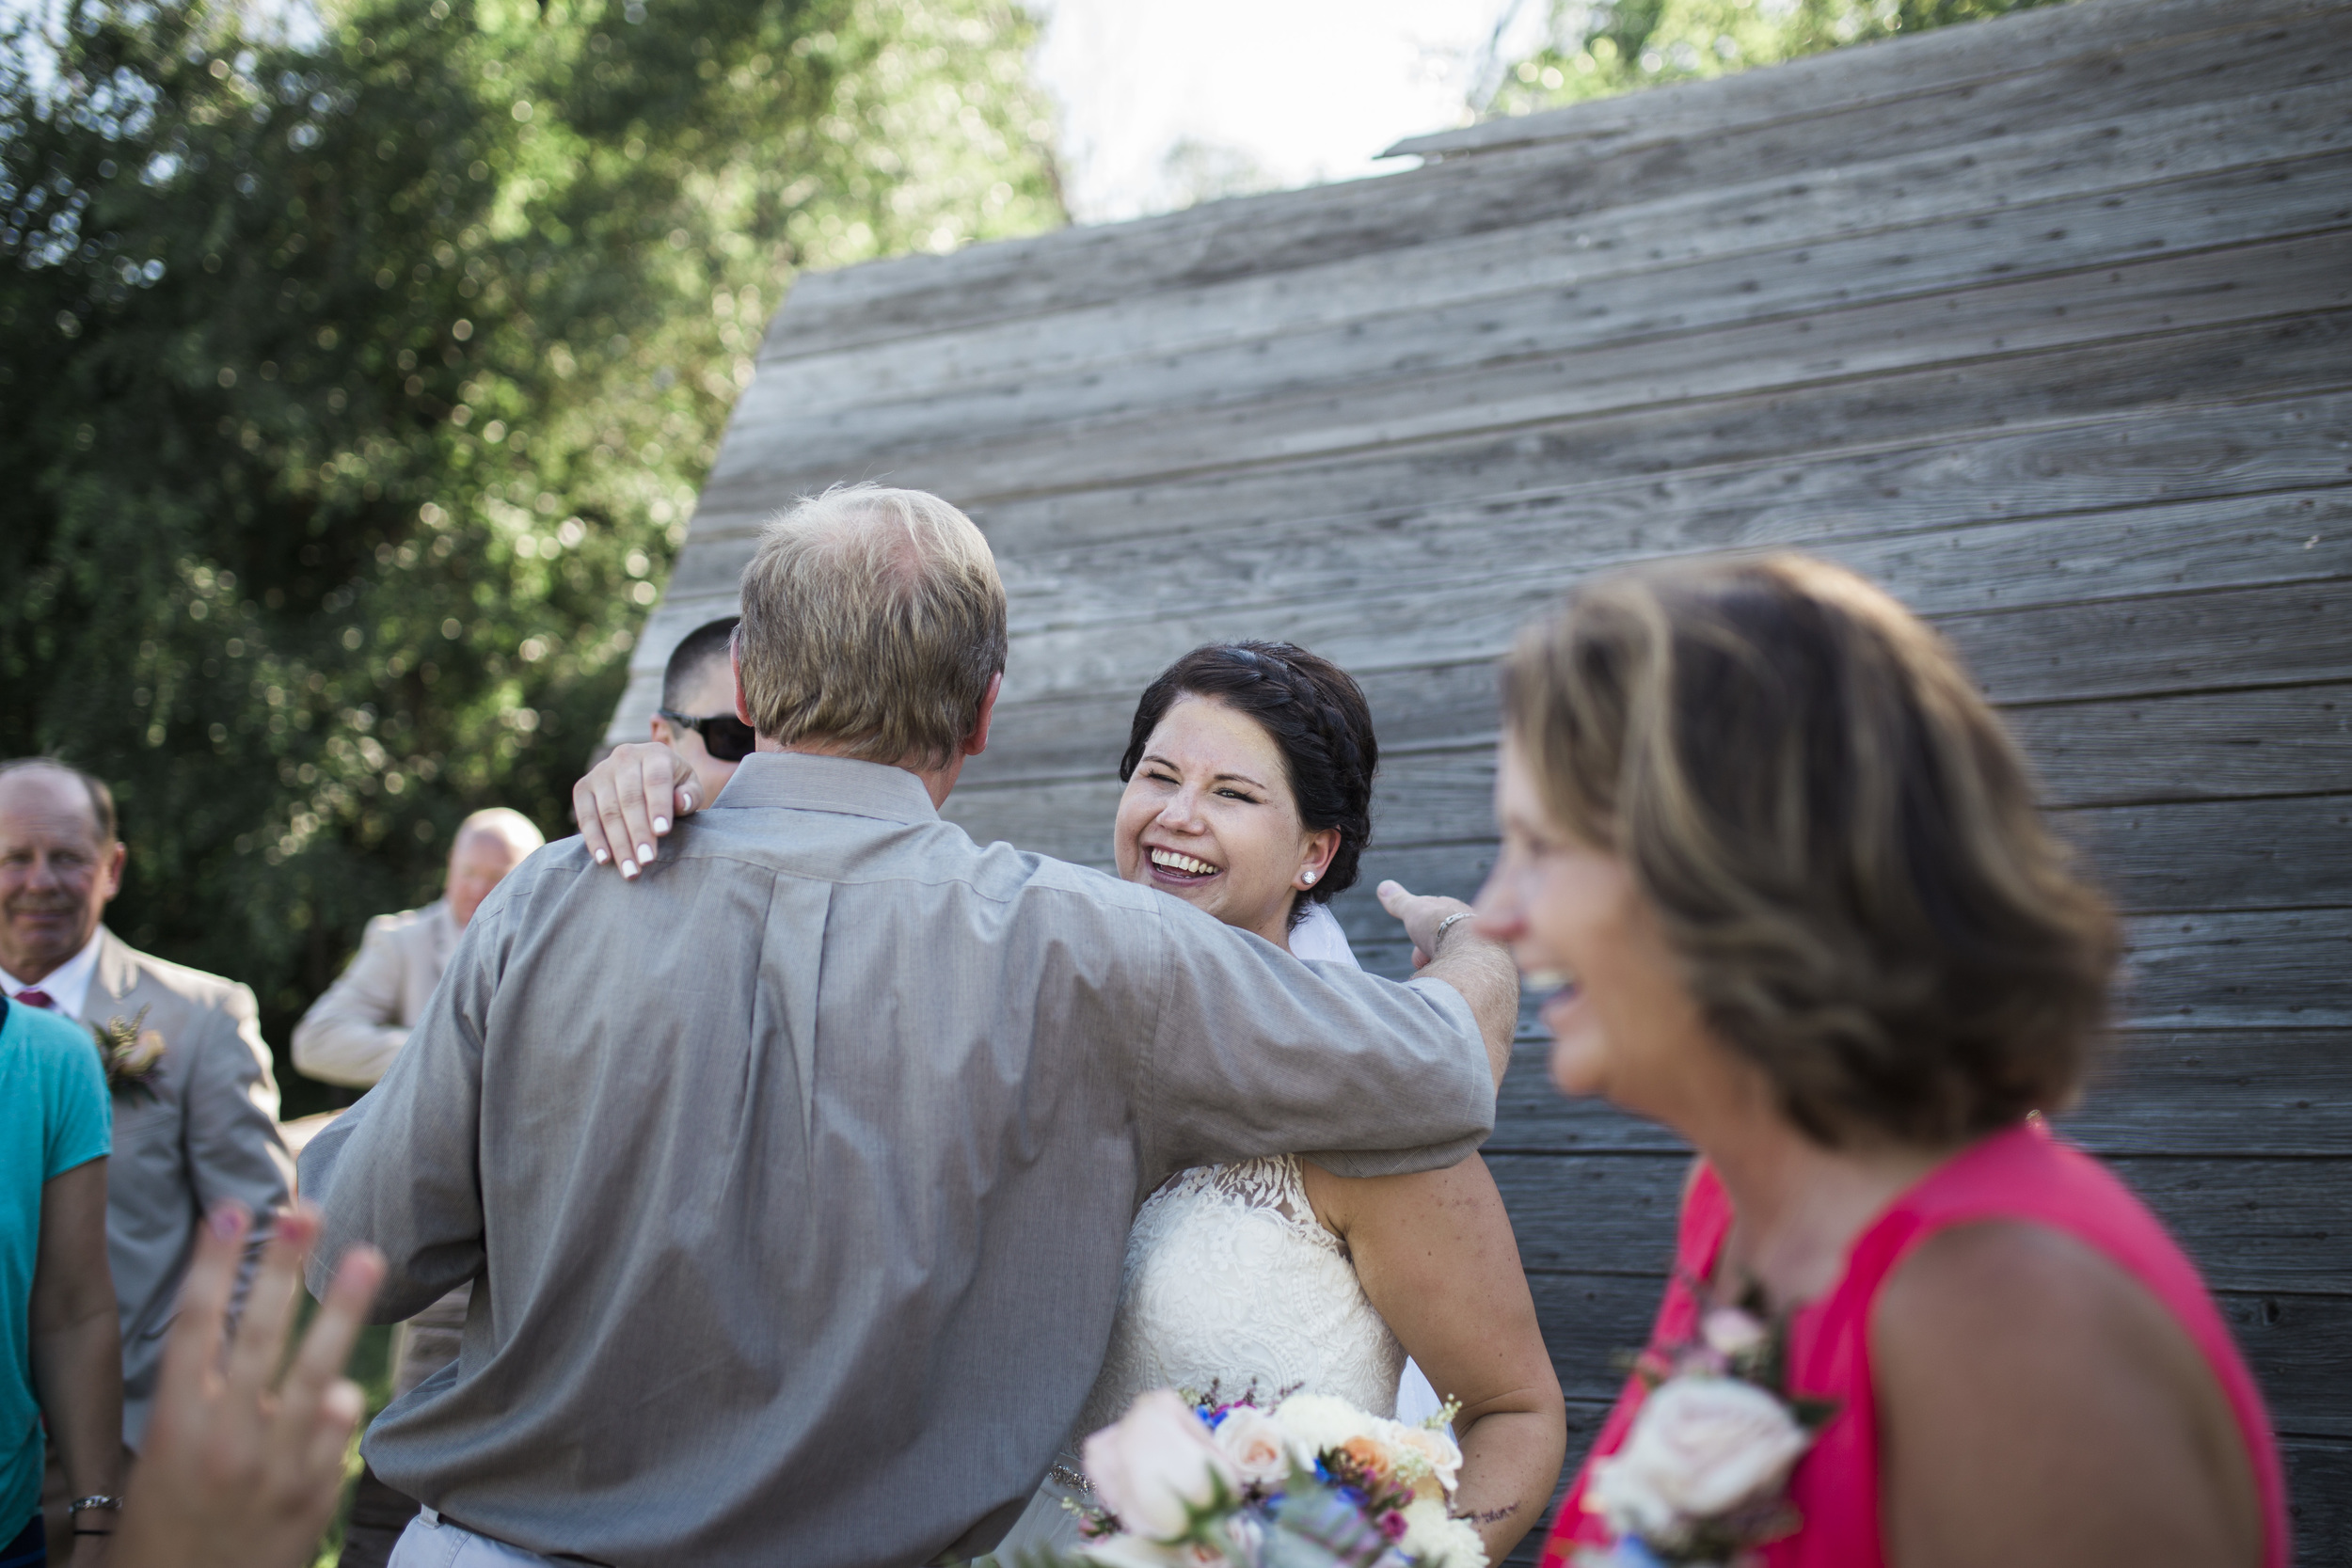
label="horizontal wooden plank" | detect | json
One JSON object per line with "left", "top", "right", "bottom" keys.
{"left": 1344, "top": 904, "right": 2352, "bottom": 1031}
{"left": 2064, "top": 795, "right": 2352, "bottom": 912}
{"left": 1487, "top": 1025, "right": 2352, "bottom": 1159}
{"left": 2119, "top": 907, "right": 2352, "bottom": 1027}
{"left": 2006, "top": 684, "right": 2352, "bottom": 807}
{"left": 967, "top": 507, "right": 2352, "bottom": 721}
{"left": 1392, "top": 0, "right": 2343, "bottom": 158}
{"left": 764, "top": 0, "right": 2352, "bottom": 358}
{"left": 1488, "top": 1151, "right": 2352, "bottom": 1291}
{"left": 976, "top": 465, "right": 2352, "bottom": 655}
{"left": 708, "top": 231, "right": 2352, "bottom": 510}
{"left": 734, "top": 155, "right": 2352, "bottom": 470}
{"left": 753, "top": 78, "right": 2352, "bottom": 418}
{"left": 1339, "top": 792, "right": 2352, "bottom": 919}
{"left": 975, "top": 511, "right": 2352, "bottom": 732}
{"left": 2284, "top": 1436, "right": 2352, "bottom": 1562}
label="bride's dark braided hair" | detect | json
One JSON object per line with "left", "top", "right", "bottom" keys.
{"left": 1118, "top": 641, "right": 1379, "bottom": 927}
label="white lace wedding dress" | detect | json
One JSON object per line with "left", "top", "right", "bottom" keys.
{"left": 991, "top": 1148, "right": 1407, "bottom": 1556}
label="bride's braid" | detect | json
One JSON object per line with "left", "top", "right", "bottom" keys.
{"left": 1119, "top": 641, "right": 1379, "bottom": 918}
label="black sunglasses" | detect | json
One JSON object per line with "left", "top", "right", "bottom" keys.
{"left": 660, "top": 709, "right": 757, "bottom": 763}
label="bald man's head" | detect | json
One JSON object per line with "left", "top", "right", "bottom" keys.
{"left": 0, "top": 759, "right": 126, "bottom": 982}
{"left": 446, "top": 808, "right": 544, "bottom": 929}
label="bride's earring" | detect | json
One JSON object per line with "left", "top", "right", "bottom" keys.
{"left": 1300, "top": 870, "right": 1316, "bottom": 886}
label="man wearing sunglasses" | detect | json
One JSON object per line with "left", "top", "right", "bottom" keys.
{"left": 649, "top": 617, "right": 755, "bottom": 809}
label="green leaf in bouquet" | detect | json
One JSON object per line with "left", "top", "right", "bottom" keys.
{"left": 1262, "top": 1472, "right": 1392, "bottom": 1568}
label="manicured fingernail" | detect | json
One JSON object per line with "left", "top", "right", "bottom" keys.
{"left": 619, "top": 859, "right": 637, "bottom": 878}
{"left": 637, "top": 843, "right": 654, "bottom": 864}
{"left": 593, "top": 847, "right": 610, "bottom": 864}
{"left": 653, "top": 816, "right": 669, "bottom": 834}
{"left": 210, "top": 1203, "right": 246, "bottom": 1240}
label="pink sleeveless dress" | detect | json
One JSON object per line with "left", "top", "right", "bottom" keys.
{"left": 1538, "top": 1122, "right": 2290, "bottom": 1568}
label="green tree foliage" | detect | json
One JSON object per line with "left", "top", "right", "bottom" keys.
{"left": 1, "top": 0, "right": 1061, "bottom": 1108}
{"left": 1485, "top": 0, "right": 2074, "bottom": 116}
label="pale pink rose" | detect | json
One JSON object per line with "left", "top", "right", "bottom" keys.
{"left": 1211, "top": 1406, "right": 1295, "bottom": 1490}
{"left": 1082, "top": 1389, "right": 1239, "bottom": 1541}
{"left": 1699, "top": 1307, "right": 1769, "bottom": 1359}
{"left": 1394, "top": 1425, "right": 1464, "bottom": 1500}
{"left": 1587, "top": 1377, "right": 1810, "bottom": 1542}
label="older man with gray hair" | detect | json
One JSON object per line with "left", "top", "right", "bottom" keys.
{"left": 301, "top": 484, "right": 1519, "bottom": 1568}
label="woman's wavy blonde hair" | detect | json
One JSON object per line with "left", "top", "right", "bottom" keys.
{"left": 1502, "top": 553, "right": 2119, "bottom": 1148}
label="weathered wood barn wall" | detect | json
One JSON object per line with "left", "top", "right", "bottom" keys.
{"left": 619, "top": 0, "right": 2352, "bottom": 1556}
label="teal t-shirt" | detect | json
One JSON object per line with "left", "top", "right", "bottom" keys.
{"left": 0, "top": 997, "right": 111, "bottom": 1533}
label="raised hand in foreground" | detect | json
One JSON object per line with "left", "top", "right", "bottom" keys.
{"left": 114, "top": 1201, "right": 385, "bottom": 1568}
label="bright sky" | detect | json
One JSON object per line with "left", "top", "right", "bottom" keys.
{"left": 1031, "top": 0, "right": 1549, "bottom": 223}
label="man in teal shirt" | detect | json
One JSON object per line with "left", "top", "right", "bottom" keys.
{"left": 2, "top": 993, "right": 121, "bottom": 1565}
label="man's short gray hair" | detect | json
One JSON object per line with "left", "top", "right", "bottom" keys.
{"left": 737, "top": 484, "right": 1008, "bottom": 769}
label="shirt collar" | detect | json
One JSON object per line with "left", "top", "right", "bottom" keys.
{"left": 0, "top": 927, "right": 105, "bottom": 1019}
{"left": 707, "top": 751, "right": 942, "bottom": 824}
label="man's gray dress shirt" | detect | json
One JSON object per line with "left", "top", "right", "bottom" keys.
{"left": 302, "top": 752, "right": 1494, "bottom": 1568}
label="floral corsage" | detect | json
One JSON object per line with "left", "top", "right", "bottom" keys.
{"left": 1573, "top": 1296, "right": 1836, "bottom": 1568}
{"left": 91, "top": 1006, "right": 167, "bottom": 1101}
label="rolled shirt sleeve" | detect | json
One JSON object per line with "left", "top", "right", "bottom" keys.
{"left": 291, "top": 914, "right": 414, "bottom": 1088}
{"left": 1133, "top": 894, "right": 1495, "bottom": 1184}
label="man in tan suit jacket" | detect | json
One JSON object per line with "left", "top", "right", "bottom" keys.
{"left": 290, "top": 806, "right": 541, "bottom": 1568}
{"left": 292, "top": 811, "right": 543, "bottom": 1089}
{"left": 0, "top": 759, "right": 293, "bottom": 1562}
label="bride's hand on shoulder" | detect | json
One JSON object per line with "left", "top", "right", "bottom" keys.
{"left": 573, "top": 742, "right": 701, "bottom": 880}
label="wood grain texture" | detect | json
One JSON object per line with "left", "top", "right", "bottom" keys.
{"left": 706, "top": 231, "right": 2352, "bottom": 510}
{"left": 739, "top": 148, "right": 2352, "bottom": 456}
{"left": 763, "top": 0, "right": 2352, "bottom": 358}
{"left": 755, "top": 77, "right": 2352, "bottom": 413}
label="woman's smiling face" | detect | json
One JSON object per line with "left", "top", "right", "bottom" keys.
{"left": 1474, "top": 735, "right": 1715, "bottom": 1119}
{"left": 1114, "top": 695, "right": 1339, "bottom": 949}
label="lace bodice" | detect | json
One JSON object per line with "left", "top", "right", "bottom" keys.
{"left": 988, "top": 1156, "right": 1408, "bottom": 1557}
{"left": 1074, "top": 1154, "right": 1406, "bottom": 1434}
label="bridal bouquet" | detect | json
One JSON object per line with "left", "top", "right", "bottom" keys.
{"left": 1570, "top": 1302, "right": 1835, "bottom": 1568}
{"left": 1037, "top": 1386, "right": 1486, "bottom": 1568}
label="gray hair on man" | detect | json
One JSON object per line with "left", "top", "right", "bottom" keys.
{"left": 737, "top": 483, "right": 1008, "bottom": 768}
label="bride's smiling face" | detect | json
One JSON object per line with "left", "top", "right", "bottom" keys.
{"left": 1114, "top": 696, "right": 1339, "bottom": 949}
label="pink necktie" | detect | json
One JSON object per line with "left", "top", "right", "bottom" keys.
{"left": 13, "top": 989, "right": 56, "bottom": 1010}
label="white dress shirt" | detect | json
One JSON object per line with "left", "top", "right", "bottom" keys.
{"left": 0, "top": 927, "right": 103, "bottom": 1018}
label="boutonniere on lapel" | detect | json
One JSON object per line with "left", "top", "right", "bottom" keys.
{"left": 91, "top": 1006, "right": 167, "bottom": 1101}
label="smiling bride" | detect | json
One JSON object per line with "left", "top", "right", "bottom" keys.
{"left": 988, "top": 641, "right": 1565, "bottom": 1564}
